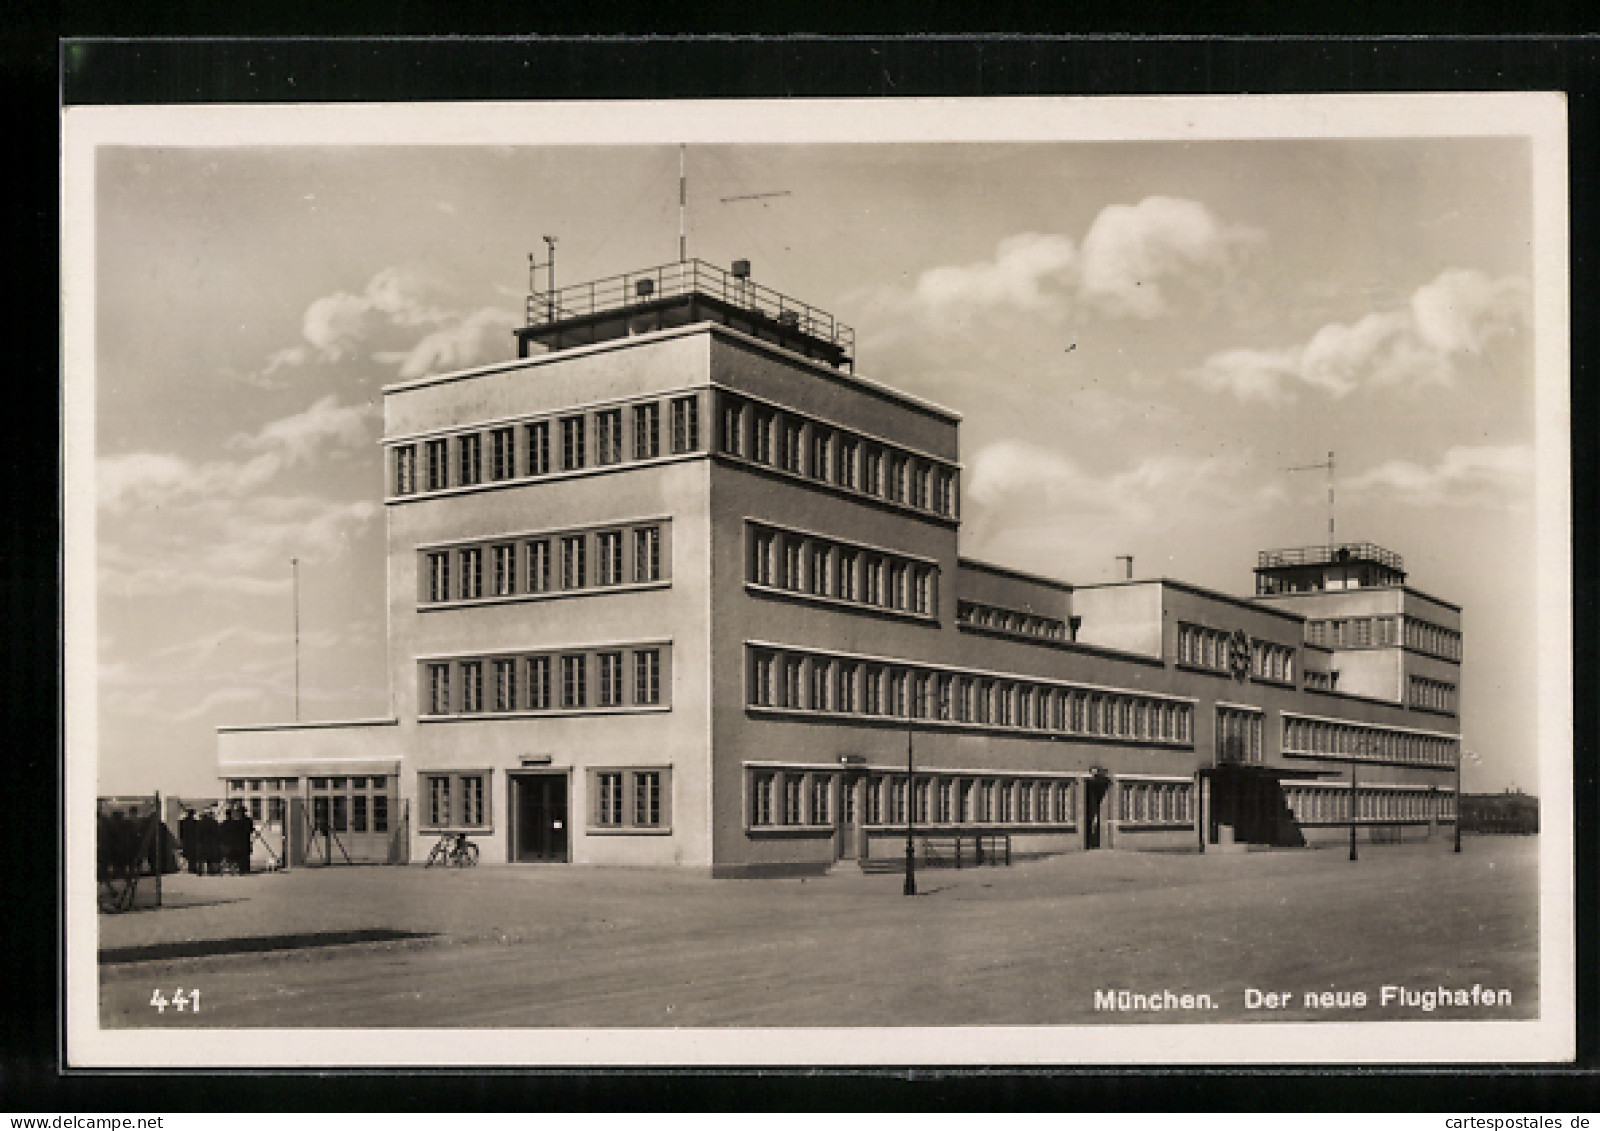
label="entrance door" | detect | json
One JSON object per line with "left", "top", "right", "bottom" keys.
{"left": 511, "top": 773, "right": 569, "bottom": 862}
{"left": 1084, "top": 776, "right": 1111, "bottom": 849}
{"left": 836, "top": 774, "right": 861, "bottom": 860}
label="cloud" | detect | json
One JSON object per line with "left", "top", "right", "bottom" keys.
{"left": 99, "top": 397, "right": 378, "bottom": 512}
{"left": 1076, "top": 196, "right": 1266, "bottom": 319}
{"left": 1189, "top": 268, "right": 1529, "bottom": 402}
{"left": 1342, "top": 444, "right": 1533, "bottom": 508}
{"left": 374, "top": 306, "right": 521, "bottom": 379}
{"left": 853, "top": 196, "right": 1263, "bottom": 346}
{"left": 252, "top": 267, "right": 455, "bottom": 380}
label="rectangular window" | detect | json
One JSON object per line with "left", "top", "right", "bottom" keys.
{"left": 634, "top": 649, "right": 661, "bottom": 706}
{"left": 913, "top": 567, "right": 934, "bottom": 615}
{"left": 395, "top": 445, "right": 417, "bottom": 495}
{"left": 810, "top": 658, "right": 833, "bottom": 712}
{"left": 634, "top": 525, "right": 662, "bottom": 582}
{"left": 782, "top": 420, "right": 803, "bottom": 471}
{"left": 561, "top": 535, "right": 587, "bottom": 589}
{"left": 493, "top": 658, "right": 518, "bottom": 712}
{"left": 752, "top": 411, "right": 773, "bottom": 463}
{"left": 426, "top": 439, "right": 449, "bottom": 491}
{"left": 864, "top": 558, "right": 884, "bottom": 605}
{"left": 809, "top": 544, "right": 830, "bottom": 596}
{"left": 751, "top": 772, "right": 775, "bottom": 826}
{"left": 460, "top": 775, "right": 485, "bottom": 827}
{"left": 561, "top": 415, "right": 586, "bottom": 471}
{"left": 561, "top": 654, "right": 587, "bottom": 708}
{"left": 811, "top": 775, "right": 830, "bottom": 826}
{"left": 784, "top": 776, "right": 803, "bottom": 825}
{"left": 597, "top": 530, "right": 624, "bottom": 586}
{"left": 459, "top": 546, "right": 483, "bottom": 600}
{"left": 526, "top": 421, "right": 551, "bottom": 476}
{"left": 783, "top": 536, "right": 804, "bottom": 590}
{"left": 427, "top": 775, "right": 451, "bottom": 827}
{"left": 598, "top": 651, "right": 623, "bottom": 707}
{"left": 595, "top": 409, "right": 623, "bottom": 465}
{"left": 862, "top": 447, "right": 882, "bottom": 495}
{"left": 838, "top": 663, "right": 858, "bottom": 712}
{"left": 912, "top": 463, "right": 931, "bottom": 509}
{"left": 784, "top": 655, "right": 804, "bottom": 708}
{"left": 890, "top": 562, "right": 908, "bottom": 609}
{"left": 528, "top": 656, "right": 552, "bottom": 710}
{"left": 751, "top": 528, "right": 776, "bottom": 586}
{"left": 810, "top": 428, "right": 831, "bottom": 481}
{"left": 350, "top": 794, "right": 367, "bottom": 833}
{"left": 491, "top": 427, "right": 515, "bottom": 480}
{"left": 838, "top": 437, "right": 858, "bottom": 488}
{"left": 863, "top": 666, "right": 883, "bottom": 715}
{"left": 427, "top": 552, "right": 450, "bottom": 603}
{"left": 721, "top": 398, "right": 744, "bottom": 456}
{"left": 461, "top": 661, "right": 484, "bottom": 713}
{"left": 634, "top": 402, "right": 661, "bottom": 459}
{"left": 750, "top": 650, "right": 776, "bottom": 707}
{"left": 671, "top": 396, "right": 699, "bottom": 453}
{"left": 596, "top": 772, "right": 623, "bottom": 826}
{"left": 634, "top": 771, "right": 662, "bottom": 828}
{"left": 525, "top": 539, "right": 552, "bottom": 593}
{"left": 838, "top": 550, "right": 858, "bottom": 602}
{"left": 491, "top": 543, "right": 516, "bottom": 597}
{"left": 459, "top": 433, "right": 482, "bottom": 487}
{"left": 428, "top": 663, "right": 451, "bottom": 714}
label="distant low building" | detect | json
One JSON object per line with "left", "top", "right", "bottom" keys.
{"left": 1460, "top": 789, "right": 1538, "bottom": 835}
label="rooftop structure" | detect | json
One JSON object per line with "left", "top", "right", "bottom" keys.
{"left": 515, "top": 258, "right": 855, "bottom": 371}
{"left": 1254, "top": 542, "right": 1407, "bottom": 596}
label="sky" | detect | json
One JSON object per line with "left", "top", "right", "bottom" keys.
{"left": 85, "top": 117, "right": 1551, "bottom": 800}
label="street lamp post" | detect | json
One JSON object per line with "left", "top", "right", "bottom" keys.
{"left": 1455, "top": 751, "right": 1464, "bottom": 853}
{"left": 904, "top": 724, "right": 916, "bottom": 896}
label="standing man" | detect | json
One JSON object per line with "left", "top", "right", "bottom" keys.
{"left": 237, "top": 803, "right": 255, "bottom": 874}
{"left": 198, "top": 807, "right": 221, "bottom": 876}
{"left": 179, "top": 808, "right": 198, "bottom": 875}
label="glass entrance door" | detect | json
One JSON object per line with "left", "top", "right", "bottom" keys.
{"left": 512, "top": 773, "right": 569, "bottom": 862}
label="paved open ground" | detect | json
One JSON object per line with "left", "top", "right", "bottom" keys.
{"left": 98, "top": 836, "right": 1538, "bottom": 1028}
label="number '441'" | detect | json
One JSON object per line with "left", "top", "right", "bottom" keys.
{"left": 149, "top": 987, "right": 201, "bottom": 1013}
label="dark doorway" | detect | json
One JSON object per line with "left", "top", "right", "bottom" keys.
{"left": 836, "top": 774, "right": 861, "bottom": 861}
{"left": 1084, "top": 775, "right": 1110, "bottom": 849}
{"left": 511, "top": 773, "right": 568, "bottom": 862}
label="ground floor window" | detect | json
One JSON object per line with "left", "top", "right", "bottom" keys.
{"left": 419, "top": 770, "right": 492, "bottom": 832}
{"left": 588, "top": 767, "right": 671, "bottom": 832}
{"left": 744, "top": 766, "right": 1082, "bottom": 831}
{"left": 1117, "top": 779, "right": 1193, "bottom": 826}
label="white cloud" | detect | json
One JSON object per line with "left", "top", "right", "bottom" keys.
{"left": 1077, "top": 196, "right": 1265, "bottom": 319}
{"left": 1190, "top": 268, "right": 1528, "bottom": 402}
{"left": 99, "top": 397, "right": 378, "bottom": 512}
{"left": 374, "top": 305, "right": 521, "bottom": 379}
{"left": 853, "top": 197, "right": 1262, "bottom": 345}
{"left": 1342, "top": 444, "right": 1533, "bottom": 508}
{"left": 253, "top": 267, "right": 455, "bottom": 379}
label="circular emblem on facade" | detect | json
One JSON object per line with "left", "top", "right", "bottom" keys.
{"left": 1228, "top": 629, "right": 1252, "bottom": 681}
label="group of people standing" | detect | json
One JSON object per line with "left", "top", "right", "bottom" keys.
{"left": 178, "top": 803, "right": 256, "bottom": 875}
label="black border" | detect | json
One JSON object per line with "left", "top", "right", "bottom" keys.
{"left": 30, "top": 33, "right": 1600, "bottom": 1111}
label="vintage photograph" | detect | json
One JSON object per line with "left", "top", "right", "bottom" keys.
{"left": 64, "top": 95, "right": 1572, "bottom": 1066}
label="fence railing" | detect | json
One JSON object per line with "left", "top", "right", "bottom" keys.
{"left": 525, "top": 259, "right": 854, "bottom": 355}
{"left": 1256, "top": 543, "right": 1404, "bottom": 572}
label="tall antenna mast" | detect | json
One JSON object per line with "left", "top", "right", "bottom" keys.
{"left": 1284, "top": 450, "right": 1336, "bottom": 548}
{"left": 529, "top": 236, "right": 558, "bottom": 324}
{"left": 291, "top": 557, "right": 300, "bottom": 722}
{"left": 678, "top": 144, "right": 687, "bottom": 263}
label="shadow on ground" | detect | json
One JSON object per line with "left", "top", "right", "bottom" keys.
{"left": 100, "top": 928, "right": 437, "bottom": 965}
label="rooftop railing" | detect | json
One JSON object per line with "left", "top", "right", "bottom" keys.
{"left": 1256, "top": 543, "right": 1405, "bottom": 573}
{"left": 524, "top": 258, "right": 855, "bottom": 357}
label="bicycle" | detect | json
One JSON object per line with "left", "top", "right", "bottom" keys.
{"left": 425, "top": 832, "right": 480, "bottom": 867}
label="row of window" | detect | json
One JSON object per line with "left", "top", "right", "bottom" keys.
{"left": 716, "top": 391, "right": 959, "bottom": 519}
{"left": 747, "top": 523, "right": 936, "bottom": 617}
{"left": 1282, "top": 714, "right": 1457, "bottom": 767}
{"left": 747, "top": 768, "right": 1081, "bottom": 829}
{"left": 392, "top": 394, "right": 701, "bottom": 496}
{"left": 1117, "top": 780, "right": 1195, "bottom": 826}
{"left": 1404, "top": 616, "right": 1464, "bottom": 662}
{"left": 222, "top": 776, "right": 392, "bottom": 828}
{"left": 422, "top": 522, "right": 667, "bottom": 605}
{"left": 746, "top": 645, "right": 1195, "bottom": 744}
{"left": 1408, "top": 675, "right": 1459, "bottom": 715}
{"left": 956, "top": 600, "right": 1070, "bottom": 642}
{"left": 422, "top": 770, "right": 490, "bottom": 829}
{"left": 1283, "top": 786, "right": 1458, "bottom": 824}
{"left": 1305, "top": 615, "right": 1400, "bottom": 650}
{"left": 422, "top": 646, "right": 668, "bottom": 716}
{"left": 1215, "top": 707, "right": 1264, "bottom": 765}
{"left": 1303, "top": 670, "right": 1339, "bottom": 692}
{"left": 1177, "top": 623, "right": 1299, "bottom": 684}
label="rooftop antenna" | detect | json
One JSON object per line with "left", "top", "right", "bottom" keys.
{"left": 1284, "top": 450, "right": 1336, "bottom": 548}
{"left": 528, "top": 235, "right": 558, "bottom": 323}
{"left": 678, "top": 144, "right": 687, "bottom": 264}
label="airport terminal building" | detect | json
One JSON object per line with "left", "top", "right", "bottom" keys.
{"left": 217, "top": 259, "right": 1464, "bottom": 875}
